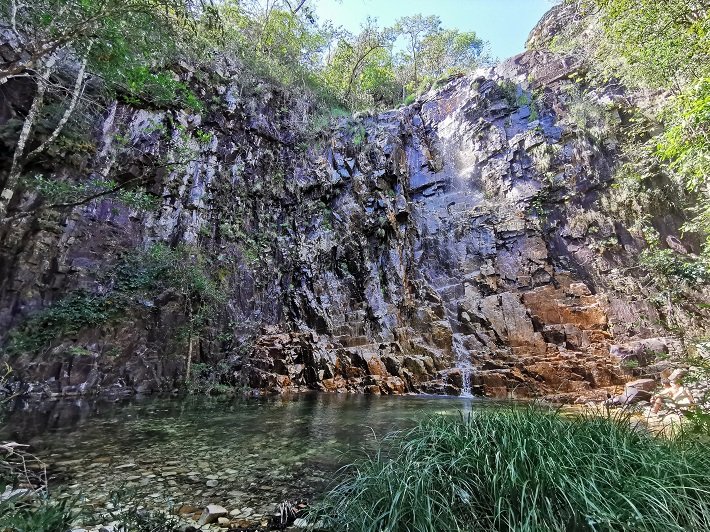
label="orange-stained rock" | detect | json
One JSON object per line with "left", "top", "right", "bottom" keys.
{"left": 276, "top": 375, "right": 291, "bottom": 388}
{"left": 382, "top": 376, "right": 407, "bottom": 394}
{"left": 364, "top": 354, "right": 389, "bottom": 377}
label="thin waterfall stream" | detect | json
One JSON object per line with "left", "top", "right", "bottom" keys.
{"left": 452, "top": 333, "right": 473, "bottom": 397}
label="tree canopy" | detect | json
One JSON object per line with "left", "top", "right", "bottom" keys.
{"left": 0, "top": 0, "right": 489, "bottom": 220}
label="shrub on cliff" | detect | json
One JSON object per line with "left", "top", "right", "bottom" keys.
{"left": 3, "top": 244, "right": 223, "bottom": 356}
{"left": 556, "top": 1, "right": 710, "bottom": 256}
{"left": 309, "top": 408, "right": 710, "bottom": 532}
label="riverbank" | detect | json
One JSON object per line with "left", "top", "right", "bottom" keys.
{"left": 0, "top": 393, "right": 488, "bottom": 530}
{"left": 2, "top": 393, "right": 707, "bottom": 531}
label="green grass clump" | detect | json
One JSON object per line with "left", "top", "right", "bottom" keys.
{"left": 309, "top": 408, "right": 710, "bottom": 532}
{"left": 0, "top": 494, "right": 75, "bottom": 532}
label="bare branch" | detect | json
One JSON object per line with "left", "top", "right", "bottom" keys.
{"left": 283, "top": 0, "right": 307, "bottom": 14}
{"left": 0, "top": 158, "right": 201, "bottom": 225}
{"left": 0, "top": 54, "right": 57, "bottom": 218}
{"left": 25, "top": 44, "right": 93, "bottom": 161}
{"left": 10, "top": 0, "right": 21, "bottom": 36}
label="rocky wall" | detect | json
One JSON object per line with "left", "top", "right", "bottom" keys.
{"left": 0, "top": 7, "right": 698, "bottom": 402}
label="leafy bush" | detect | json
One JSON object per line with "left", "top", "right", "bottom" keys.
{"left": 640, "top": 248, "right": 710, "bottom": 285}
{"left": 403, "top": 93, "right": 416, "bottom": 106}
{"left": 187, "top": 361, "right": 240, "bottom": 395}
{"left": 6, "top": 291, "right": 117, "bottom": 354}
{"left": 4, "top": 244, "right": 223, "bottom": 355}
{"left": 0, "top": 442, "right": 77, "bottom": 532}
{"left": 112, "top": 244, "right": 222, "bottom": 304}
{"left": 657, "top": 78, "right": 710, "bottom": 249}
{"left": 309, "top": 408, "right": 710, "bottom": 532}
{"left": 497, "top": 80, "right": 519, "bottom": 107}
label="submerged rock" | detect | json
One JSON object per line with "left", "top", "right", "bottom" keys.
{"left": 197, "top": 504, "right": 228, "bottom": 525}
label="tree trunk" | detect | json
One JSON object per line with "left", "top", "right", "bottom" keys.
{"left": 0, "top": 54, "right": 57, "bottom": 219}
{"left": 27, "top": 44, "right": 92, "bottom": 160}
{"left": 186, "top": 335, "right": 195, "bottom": 383}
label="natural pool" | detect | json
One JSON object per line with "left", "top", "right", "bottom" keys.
{"left": 0, "top": 393, "right": 490, "bottom": 527}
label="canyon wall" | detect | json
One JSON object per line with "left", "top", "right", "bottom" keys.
{"left": 0, "top": 6, "right": 697, "bottom": 401}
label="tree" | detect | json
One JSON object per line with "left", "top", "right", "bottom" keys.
{"left": 393, "top": 16, "right": 486, "bottom": 99}
{"left": 216, "top": 0, "right": 331, "bottom": 90}
{"left": 0, "top": 0, "right": 212, "bottom": 219}
{"left": 323, "top": 18, "right": 397, "bottom": 108}
{"left": 0, "top": 0, "right": 213, "bottom": 84}
{"left": 419, "top": 29, "right": 485, "bottom": 79}
{"left": 394, "top": 14, "right": 441, "bottom": 88}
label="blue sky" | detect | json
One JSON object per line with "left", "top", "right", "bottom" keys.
{"left": 313, "top": 0, "right": 557, "bottom": 61}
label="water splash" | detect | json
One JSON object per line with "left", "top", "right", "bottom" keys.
{"left": 452, "top": 333, "right": 473, "bottom": 397}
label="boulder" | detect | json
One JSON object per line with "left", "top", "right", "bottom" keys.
{"left": 624, "top": 378, "right": 657, "bottom": 393}
{"left": 607, "top": 388, "right": 652, "bottom": 406}
{"left": 197, "top": 504, "right": 228, "bottom": 525}
{"left": 610, "top": 337, "right": 682, "bottom": 367}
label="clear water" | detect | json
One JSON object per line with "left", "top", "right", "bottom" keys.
{"left": 0, "top": 393, "right": 488, "bottom": 524}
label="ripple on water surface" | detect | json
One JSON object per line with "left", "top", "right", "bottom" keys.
{"left": 1, "top": 393, "right": 487, "bottom": 521}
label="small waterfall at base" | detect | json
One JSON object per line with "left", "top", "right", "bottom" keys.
{"left": 452, "top": 333, "right": 473, "bottom": 397}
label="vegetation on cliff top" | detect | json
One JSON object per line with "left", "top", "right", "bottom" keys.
{"left": 0, "top": 0, "right": 487, "bottom": 220}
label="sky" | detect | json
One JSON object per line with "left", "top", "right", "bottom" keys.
{"left": 313, "top": 0, "right": 557, "bottom": 61}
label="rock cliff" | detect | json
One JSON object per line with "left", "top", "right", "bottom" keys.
{"left": 0, "top": 6, "right": 698, "bottom": 401}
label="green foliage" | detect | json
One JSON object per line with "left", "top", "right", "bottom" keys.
{"left": 5, "top": 244, "right": 223, "bottom": 355}
{"left": 122, "top": 67, "right": 203, "bottom": 111}
{"left": 0, "top": 0, "right": 215, "bottom": 220}
{"left": 8, "top": 0, "right": 209, "bottom": 108}
{"left": 497, "top": 80, "right": 519, "bottom": 107}
{"left": 187, "top": 361, "right": 244, "bottom": 395}
{"left": 579, "top": 0, "right": 708, "bottom": 90}
{"left": 0, "top": 494, "right": 76, "bottom": 532}
{"left": 562, "top": 0, "right": 710, "bottom": 254}
{"left": 678, "top": 348, "right": 710, "bottom": 436}
{"left": 320, "top": 13, "right": 486, "bottom": 110}
{"left": 528, "top": 186, "right": 554, "bottom": 218}
{"left": 215, "top": 1, "right": 337, "bottom": 109}
{"left": 0, "top": 442, "right": 76, "bottom": 531}
{"left": 6, "top": 292, "right": 117, "bottom": 354}
{"left": 347, "top": 122, "right": 367, "bottom": 147}
{"left": 100, "top": 490, "right": 181, "bottom": 532}
{"left": 640, "top": 248, "right": 710, "bottom": 285}
{"left": 303, "top": 106, "right": 351, "bottom": 143}
{"left": 112, "top": 244, "right": 223, "bottom": 305}
{"left": 310, "top": 408, "right": 710, "bottom": 532}
{"left": 25, "top": 175, "right": 159, "bottom": 211}
{"left": 656, "top": 78, "right": 710, "bottom": 246}
{"left": 562, "top": 86, "right": 619, "bottom": 143}
{"left": 419, "top": 28, "right": 486, "bottom": 80}
{"left": 321, "top": 18, "right": 398, "bottom": 109}
{"left": 621, "top": 358, "right": 639, "bottom": 369}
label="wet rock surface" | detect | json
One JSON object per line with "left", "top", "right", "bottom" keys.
{"left": 1, "top": 7, "right": 702, "bottom": 403}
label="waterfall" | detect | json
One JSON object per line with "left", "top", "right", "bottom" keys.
{"left": 452, "top": 333, "right": 473, "bottom": 397}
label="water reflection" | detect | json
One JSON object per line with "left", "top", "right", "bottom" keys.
{"left": 0, "top": 393, "right": 487, "bottom": 523}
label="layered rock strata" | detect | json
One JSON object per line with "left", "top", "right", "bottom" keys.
{"left": 0, "top": 7, "right": 696, "bottom": 401}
